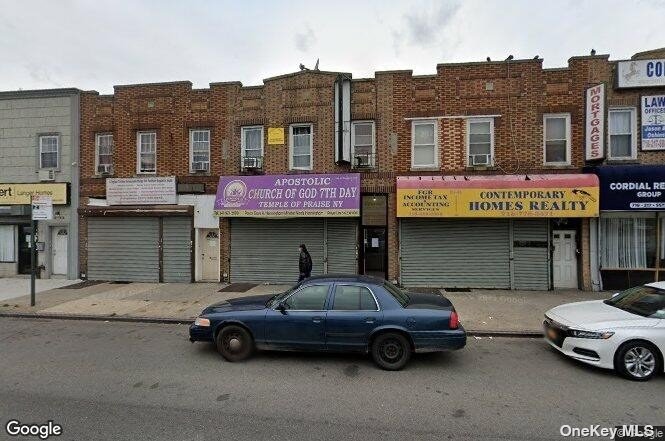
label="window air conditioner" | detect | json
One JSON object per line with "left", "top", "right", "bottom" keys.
{"left": 354, "top": 155, "right": 373, "bottom": 168}
{"left": 38, "top": 169, "right": 55, "bottom": 181}
{"left": 97, "top": 164, "right": 113, "bottom": 174}
{"left": 192, "top": 161, "right": 209, "bottom": 172}
{"left": 470, "top": 154, "right": 491, "bottom": 166}
{"left": 243, "top": 157, "right": 260, "bottom": 169}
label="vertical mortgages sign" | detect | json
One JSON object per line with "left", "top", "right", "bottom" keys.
{"left": 585, "top": 83, "right": 605, "bottom": 160}
{"left": 641, "top": 95, "right": 665, "bottom": 150}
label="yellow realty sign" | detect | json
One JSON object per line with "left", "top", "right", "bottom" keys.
{"left": 0, "top": 183, "right": 68, "bottom": 205}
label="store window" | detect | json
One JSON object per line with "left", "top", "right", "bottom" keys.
{"left": 411, "top": 120, "right": 438, "bottom": 168}
{"left": 543, "top": 114, "right": 570, "bottom": 165}
{"left": 608, "top": 108, "right": 637, "bottom": 159}
{"left": 600, "top": 214, "right": 657, "bottom": 269}
{"left": 0, "top": 225, "right": 15, "bottom": 262}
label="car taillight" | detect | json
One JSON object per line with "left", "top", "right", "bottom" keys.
{"left": 449, "top": 311, "right": 459, "bottom": 329}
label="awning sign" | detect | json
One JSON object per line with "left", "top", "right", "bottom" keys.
{"left": 397, "top": 175, "right": 599, "bottom": 218}
{"left": 214, "top": 173, "right": 360, "bottom": 217}
{"left": 596, "top": 165, "right": 665, "bottom": 210}
{"left": 641, "top": 95, "right": 665, "bottom": 150}
{"left": 0, "top": 183, "right": 68, "bottom": 205}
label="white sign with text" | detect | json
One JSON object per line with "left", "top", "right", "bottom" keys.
{"left": 106, "top": 176, "right": 177, "bottom": 205}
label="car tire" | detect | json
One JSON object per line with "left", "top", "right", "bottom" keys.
{"left": 216, "top": 325, "right": 254, "bottom": 362}
{"left": 614, "top": 341, "right": 661, "bottom": 381}
{"left": 371, "top": 332, "right": 411, "bottom": 371}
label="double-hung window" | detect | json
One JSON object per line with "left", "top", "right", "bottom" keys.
{"left": 543, "top": 114, "right": 571, "bottom": 165}
{"left": 95, "top": 134, "right": 113, "bottom": 174}
{"left": 39, "top": 135, "right": 59, "bottom": 169}
{"left": 137, "top": 131, "right": 156, "bottom": 174}
{"left": 351, "top": 121, "right": 375, "bottom": 168}
{"left": 608, "top": 108, "right": 637, "bottom": 159}
{"left": 241, "top": 126, "right": 264, "bottom": 169}
{"left": 290, "top": 124, "right": 313, "bottom": 170}
{"left": 190, "top": 129, "right": 210, "bottom": 172}
{"left": 411, "top": 120, "right": 437, "bottom": 168}
{"left": 467, "top": 118, "right": 494, "bottom": 166}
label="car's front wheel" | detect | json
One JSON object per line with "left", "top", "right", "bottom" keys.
{"left": 216, "top": 325, "right": 254, "bottom": 362}
{"left": 371, "top": 332, "right": 411, "bottom": 370}
{"left": 615, "top": 341, "right": 661, "bottom": 381}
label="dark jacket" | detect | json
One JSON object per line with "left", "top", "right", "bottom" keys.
{"left": 299, "top": 250, "right": 312, "bottom": 274}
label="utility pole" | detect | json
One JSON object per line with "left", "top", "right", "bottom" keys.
{"left": 30, "top": 195, "right": 36, "bottom": 306}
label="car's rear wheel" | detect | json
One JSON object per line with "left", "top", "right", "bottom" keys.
{"left": 371, "top": 332, "right": 411, "bottom": 371}
{"left": 614, "top": 341, "right": 660, "bottom": 381}
{"left": 216, "top": 325, "right": 254, "bottom": 362}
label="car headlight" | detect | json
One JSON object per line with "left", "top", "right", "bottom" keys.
{"left": 194, "top": 317, "right": 211, "bottom": 327}
{"left": 569, "top": 329, "right": 614, "bottom": 339}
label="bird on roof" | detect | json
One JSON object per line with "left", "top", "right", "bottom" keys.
{"left": 299, "top": 63, "right": 309, "bottom": 71}
{"left": 314, "top": 58, "right": 319, "bottom": 71}
{"left": 533, "top": 55, "right": 539, "bottom": 59}
{"left": 591, "top": 49, "right": 596, "bottom": 56}
{"left": 506, "top": 55, "right": 514, "bottom": 61}
{"left": 486, "top": 57, "right": 491, "bottom": 62}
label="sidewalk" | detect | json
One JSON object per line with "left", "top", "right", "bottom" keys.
{"left": 0, "top": 279, "right": 611, "bottom": 334}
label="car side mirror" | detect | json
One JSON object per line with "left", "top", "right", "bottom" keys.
{"left": 276, "top": 302, "right": 287, "bottom": 314}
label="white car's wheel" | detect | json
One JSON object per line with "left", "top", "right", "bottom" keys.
{"left": 615, "top": 341, "right": 661, "bottom": 381}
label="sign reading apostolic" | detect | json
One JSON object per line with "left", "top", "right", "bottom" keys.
{"left": 617, "top": 59, "right": 665, "bottom": 89}
{"left": 641, "top": 95, "right": 665, "bottom": 150}
{"left": 0, "top": 183, "right": 67, "bottom": 205}
{"left": 585, "top": 84, "right": 605, "bottom": 160}
{"left": 106, "top": 176, "right": 177, "bottom": 205}
{"left": 397, "top": 175, "right": 599, "bottom": 218}
{"left": 214, "top": 173, "right": 360, "bottom": 217}
{"left": 596, "top": 165, "right": 665, "bottom": 210}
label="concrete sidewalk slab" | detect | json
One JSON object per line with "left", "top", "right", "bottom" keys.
{"left": 0, "top": 277, "right": 82, "bottom": 302}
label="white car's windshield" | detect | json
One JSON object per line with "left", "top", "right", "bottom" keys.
{"left": 605, "top": 285, "right": 665, "bottom": 319}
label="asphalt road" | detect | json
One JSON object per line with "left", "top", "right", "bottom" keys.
{"left": 0, "top": 318, "right": 662, "bottom": 441}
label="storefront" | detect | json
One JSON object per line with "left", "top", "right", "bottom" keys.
{"left": 215, "top": 173, "right": 360, "bottom": 283}
{"left": 0, "top": 183, "right": 72, "bottom": 279}
{"left": 81, "top": 177, "right": 194, "bottom": 283}
{"left": 593, "top": 165, "right": 665, "bottom": 290}
{"left": 396, "top": 174, "right": 599, "bottom": 290}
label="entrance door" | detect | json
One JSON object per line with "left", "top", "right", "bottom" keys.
{"left": 51, "top": 227, "right": 68, "bottom": 275}
{"left": 199, "top": 229, "right": 220, "bottom": 282}
{"left": 17, "top": 225, "right": 31, "bottom": 274}
{"left": 552, "top": 230, "right": 578, "bottom": 289}
{"left": 363, "top": 227, "right": 386, "bottom": 279}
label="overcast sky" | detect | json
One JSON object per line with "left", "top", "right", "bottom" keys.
{"left": 1, "top": 0, "right": 663, "bottom": 93}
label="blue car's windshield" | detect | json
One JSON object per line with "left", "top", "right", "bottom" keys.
{"left": 266, "top": 286, "right": 297, "bottom": 307}
{"left": 383, "top": 282, "right": 410, "bottom": 307}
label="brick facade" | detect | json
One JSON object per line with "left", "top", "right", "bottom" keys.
{"left": 77, "top": 49, "right": 665, "bottom": 289}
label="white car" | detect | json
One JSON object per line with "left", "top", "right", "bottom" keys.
{"left": 544, "top": 282, "right": 665, "bottom": 381}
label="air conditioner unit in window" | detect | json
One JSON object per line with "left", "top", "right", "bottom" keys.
{"left": 242, "top": 156, "right": 261, "bottom": 169}
{"left": 353, "top": 154, "right": 374, "bottom": 169}
{"left": 470, "top": 154, "right": 491, "bottom": 166}
{"left": 192, "top": 161, "right": 209, "bottom": 172}
{"left": 38, "top": 169, "right": 55, "bottom": 181}
{"left": 97, "top": 164, "right": 113, "bottom": 175}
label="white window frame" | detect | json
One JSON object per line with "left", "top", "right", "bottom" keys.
{"left": 95, "top": 133, "right": 113, "bottom": 174}
{"left": 351, "top": 121, "right": 376, "bottom": 167}
{"left": 466, "top": 118, "right": 494, "bottom": 166}
{"left": 608, "top": 107, "right": 637, "bottom": 160}
{"left": 241, "top": 125, "right": 264, "bottom": 159}
{"left": 411, "top": 120, "right": 439, "bottom": 169}
{"left": 289, "top": 123, "right": 313, "bottom": 171}
{"left": 543, "top": 113, "right": 571, "bottom": 166}
{"left": 136, "top": 131, "right": 157, "bottom": 174}
{"left": 189, "top": 129, "right": 211, "bottom": 173}
{"left": 39, "top": 135, "right": 59, "bottom": 169}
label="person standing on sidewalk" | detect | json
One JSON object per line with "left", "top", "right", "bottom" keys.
{"left": 298, "top": 244, "right": 312, "bottom": 282}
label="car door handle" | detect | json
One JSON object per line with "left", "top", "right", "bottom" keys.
{"left": 312, "top": 317, "right": 323, "bottom": 324}
{"left": 364, "top": 317, "right": 375, "bottom": 324}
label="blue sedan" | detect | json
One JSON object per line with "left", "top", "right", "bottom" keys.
{"left": 189, "top": 275, "right": 466, "bottom": 370}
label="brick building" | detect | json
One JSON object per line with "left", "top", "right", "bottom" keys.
{"left": 76, "top": 49, "right": 665, "bottom": 290}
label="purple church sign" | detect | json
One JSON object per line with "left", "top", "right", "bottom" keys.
{"left": 214, "top": 174, "right": 360, "bottom": 218}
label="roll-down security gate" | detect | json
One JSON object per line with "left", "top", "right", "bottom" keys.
{"left": 230, "top": 218, "right": 358, "bottom": 283}
{"left": 400, "top": 219, "right": 549, "bottom": 290}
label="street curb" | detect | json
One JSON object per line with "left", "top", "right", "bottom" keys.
{"left": 0, "top": 311, "right": 543, "bottom": 337}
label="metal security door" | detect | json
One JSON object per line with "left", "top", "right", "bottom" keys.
{"left": 230, "top": 218, "right": 325, "bottom": 283}
{"left": 87, "top": 217, "right": 160, "bottom": 282}
{"left": 512, "top": 220, "right": 550, "bottom": 290}
{"left": 325, "top": 218, "right": 358, "bottom": 275}
{"left": 162, "top": 217, "right": 193, "bottom": 283}
{"left": 400, "top": 219, "right": 510, "bottom": 288}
